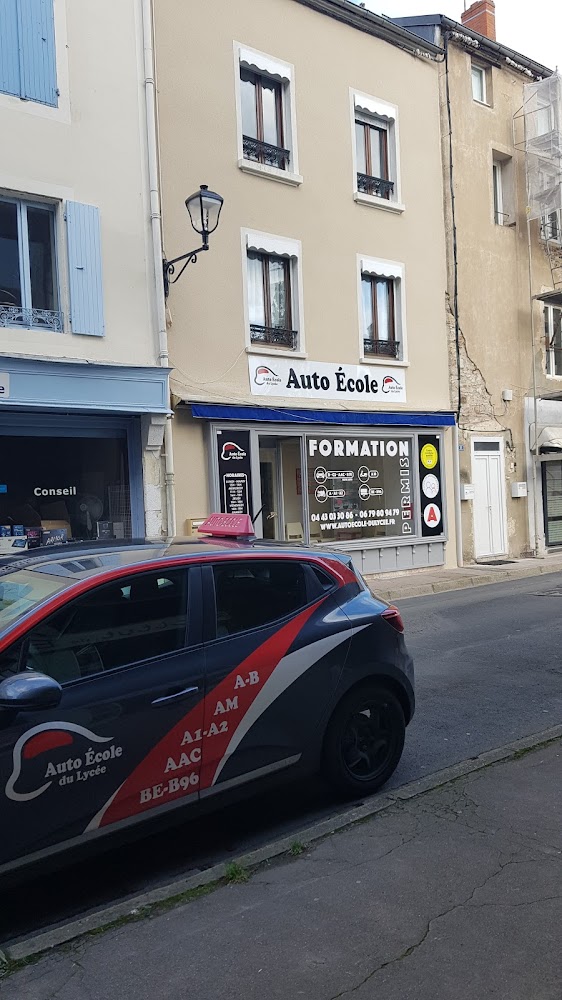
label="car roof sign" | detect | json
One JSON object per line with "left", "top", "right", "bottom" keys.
{"left": 197, "top": 513, "right": 255, "bottom": 538}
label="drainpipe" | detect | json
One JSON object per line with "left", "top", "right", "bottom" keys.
{"left": 452, "top": 422, "right": 464, "bottom": 567}
{"left": 141, "top": 0, "right": 176, "bottom": 537}
{"left": 526, "top": 216, "right": 544, "bottom": 558}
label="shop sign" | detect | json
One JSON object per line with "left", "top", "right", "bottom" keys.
{"left": 216, "top": 430, "right": 253, "bottom": 517}
{"left": 418, "top": 435, "right": 444, "bottom": 537}
{"left": 249, "top": 356, "right": 406, "bottom": 403}
{"left": 0, "top": 373, "right": 10, "bottom": 399}
{"left": 307, "top": 435, "right": 413, "bottom": 542}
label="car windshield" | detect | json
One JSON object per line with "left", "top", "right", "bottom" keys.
{"left": 0, "top": 570, "right": 68, "bottom": 633}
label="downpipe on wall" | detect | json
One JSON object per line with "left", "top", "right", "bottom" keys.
{"left": 142, "top": 0, "right": 176, "bottom": 537}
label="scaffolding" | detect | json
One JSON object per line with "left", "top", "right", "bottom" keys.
{"left": 522, "top": 72, "right": 562, "bottom": 289}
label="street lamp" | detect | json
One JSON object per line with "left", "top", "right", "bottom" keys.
{"left": 163, "top": 184, "right": 224, "bottom": 297}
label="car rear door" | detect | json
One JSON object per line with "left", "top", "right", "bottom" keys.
{"left": 198, "top": 557, "right": 354, "bottom": 799}
{"left": 0, "top": 564, "right": 205, "bottom": 871}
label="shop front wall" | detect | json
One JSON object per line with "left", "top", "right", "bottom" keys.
{"left": 201, "top": 420, "right": 451, "bottom": 574}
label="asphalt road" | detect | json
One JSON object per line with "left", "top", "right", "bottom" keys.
{"left": 3, "top": 570, "right": 562, "bottom": 945}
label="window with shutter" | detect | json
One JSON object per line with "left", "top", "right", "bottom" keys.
{"left": 0, "top": 0, "right": 57, "bottom": 107}
{"left": 65, "top": 202, "right": 105, "bottom": 338}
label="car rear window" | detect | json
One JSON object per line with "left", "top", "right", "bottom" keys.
{"left": 213, "top": 560, "right": 308, "bottom": 637}
{"left": 0, "top": 570, "right": 68, "bottom": 633}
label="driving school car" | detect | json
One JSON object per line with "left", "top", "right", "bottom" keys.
{"left": 0, "top": 514, "right": 414, "bottom": 874}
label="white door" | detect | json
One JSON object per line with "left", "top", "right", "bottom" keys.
{"left": 472, "top": 440, "right": 507, "bottom": 558}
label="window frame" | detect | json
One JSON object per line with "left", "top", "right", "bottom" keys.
{"left": 16, "top": 564, "right": 195, "bottom": 686}
{"left": 541, "top": 210, "right": 562, "bottom": 244}
{"left": 242, "top": 229, "right": 305, "bottom": 358}
{"left": 205, "top": 558, "right": 319, "bottom": 643}
{"left": 471, "top": 63, "right": 487, "bottom": 104}
{"left": 234, "top": 42, "right": 302, "bottom": 188}
{"left": 357, "top": 255, "right": 407, "bottom": 366}
{"left": 351, "top": 90, "right": 403, "bottom": 213}
{"left": 545, "top": 303, "right": 562, "bottom": 378}
{"left": 361, "top": 274, "right": 396, "bottom": 356}
{"left": 0, "top": 194, "right": 63, "bottom": 332}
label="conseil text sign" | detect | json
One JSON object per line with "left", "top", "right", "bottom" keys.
{"left": 248, "top": 356, "right": 406, "bottom": 404}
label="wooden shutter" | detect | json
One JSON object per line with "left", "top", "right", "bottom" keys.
{"left": 66, "top": 202, "right": 105, "bottom": 338}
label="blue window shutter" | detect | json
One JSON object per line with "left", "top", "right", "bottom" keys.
{"left": 18, "top": 0, "right": 57, "bottom": 106}
{"left": 66, "top": 202, "right": 105, "bottom": 338}
{"left": 0, "top": 0, "right": 21, "bottom": 98}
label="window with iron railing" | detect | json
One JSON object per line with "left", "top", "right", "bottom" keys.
{"left": 545, "top": 304, "right": 562, "bottom": 377}
{"left": 240, "top": 68, "right": 289, "bottom": 172}
{"left": 0, "top": 198, "right": 63, "bottom": 332}
{"left": 361, "top": 274, "right": 399, "bottom": 359}
{"left": 355, "top": 118, "right": 394, "bottom": 201}
{"left": 247, "top": 251, "right": 297, "bottom": 350}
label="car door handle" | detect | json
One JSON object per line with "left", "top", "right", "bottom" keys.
{"left": 151, "top": 685, "right": 199, "bottom": 706}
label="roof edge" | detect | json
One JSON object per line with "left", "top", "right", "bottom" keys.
{"left": 291, "top": 0, "right": 443, "bottom": 57}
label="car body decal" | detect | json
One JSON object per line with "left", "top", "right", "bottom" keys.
{"left": 6, "top": 722, "right": 114, "bottom": 803}
{"left": 88, "top": 600, "right": 325, "bottom": 830}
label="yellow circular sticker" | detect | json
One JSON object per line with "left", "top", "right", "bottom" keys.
{"left": 421, "top": 443, "right": 438, "bottom": 470}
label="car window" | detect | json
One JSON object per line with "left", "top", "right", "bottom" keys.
{"left": 24, "top": 568, "right": 189, "bottom": 684}
{"left": 213, "top": 560, "right": 308, "bottom": 637}
{"left": 309, "top": 565, "right": 336, "bottom": 594}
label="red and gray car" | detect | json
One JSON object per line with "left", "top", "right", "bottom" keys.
{"left": 0, "top": 515, "right": 414, "bottom": 874}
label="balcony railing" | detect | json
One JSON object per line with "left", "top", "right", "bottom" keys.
{"left": 363, "top": 338, "right": 400, "bottom": 359}
{"left": 251, "top": 324, "right": 297, "bottom": 350}
{"left": 243, "top": 135, "right": 290, "bottom": 171}
{"left": 0, "top": 305, "right": 64, "bottom": 332}
{"left": 357, "top": 173, "right": 394, "bottom": 199}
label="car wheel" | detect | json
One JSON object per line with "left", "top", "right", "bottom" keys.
{"left": 323, "top": 684, "right": 405, "bottom": 797}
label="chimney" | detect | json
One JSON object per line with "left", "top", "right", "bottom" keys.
{"left": 461, "top": 0, "right": 496, "bottom": 40}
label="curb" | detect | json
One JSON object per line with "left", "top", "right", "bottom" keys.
{"left": 371, "top": 560, "right": 562, "bottom": 603}
{"left": 3, "top": 722, "right": 562, "bottom": 966}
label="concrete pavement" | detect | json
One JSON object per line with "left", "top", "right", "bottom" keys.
{"left": 3, "top": 735, "right": 562, "bottom": 999}
{"left": 367, "top": 550, "right": 562, "bottom": 601}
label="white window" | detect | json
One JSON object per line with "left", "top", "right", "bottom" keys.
{"left": 541, "top": 210, "right": 562, "bottom": 243}
{"left": 234, "top": 44, "right": 301, "bottom": 186}
{"left": 545, "top": 304, "right": 562, "bottom": 377}
{"left": 0, "top": 196, "right": 62, "bottom": 331}
{"left": 471, "top": 62, "right": 490, "bottom": 105}
{"left": 492, "top": 154, "right": 514, "bottom": 226}
{"left": 243, "top": 231, "right": 303, "bottom": 355}
{"left": 351, "top": 92, "right": 402, "bottom": 211}
{"left": 358, "top": 257, "right": 406, "bottom": 364}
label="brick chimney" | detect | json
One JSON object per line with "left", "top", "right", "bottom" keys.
{"left": 461, "top": 0, "right": 496, "bottom": 40}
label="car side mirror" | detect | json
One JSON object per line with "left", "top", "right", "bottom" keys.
{"left": 0, "top": 672, "right": 62, "bottom": 712}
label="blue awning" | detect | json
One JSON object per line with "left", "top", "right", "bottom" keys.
{"left": 191, "top": 404, "right": 456, "bottom": 427}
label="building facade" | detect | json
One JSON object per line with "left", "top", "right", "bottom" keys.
{"left": 397, "top": 4, "right": 558, "bottom": 563}
{"left": 155, "top": 0, "right": 458, "bottom": 574}
{"left": 0, "top": 0, "right": 171, "bottom": 550}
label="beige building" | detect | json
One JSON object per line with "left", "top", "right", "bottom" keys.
{"left": 155, "top": 0, "right": 458, "bottom": 574}
{"left": 397, "top": 3, "right": 559, "bottom": 563}
{"left": 0, "top": 0, "right": 171, "bottom": 546}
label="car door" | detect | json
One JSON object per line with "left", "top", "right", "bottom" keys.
{"left": 0, "top": 564, "right": 205, "bottom": 872}
{"left": 198, "top": 558, "right": 354, "bottom": 799}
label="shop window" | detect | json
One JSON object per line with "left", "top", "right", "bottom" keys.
{"left": 0, "top": 434, "right": 133, "bottom": 546}
{"left": 236, "top": 45, "right": 300, "bottom": 184}
{"left": 0, "top": 197, "right": 62, "bottom": 332}
{"left": 24, "top": 569, "right": 189, "bottom": 683}
{"left": 245, "top": 231, "right": 302, "bottom": 352}
{"left": 213, "top": 561, "right": 308, "bottom": 636}
{"left": 359, "top": 257, "right": 404, "bottom": 361}
{"left": 545, "top": 304, "right": 562, "bottom": 377}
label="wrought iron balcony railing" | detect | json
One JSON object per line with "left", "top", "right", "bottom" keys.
{"left": 363, "top": 338, "right": 400, "bottom": 359}
{"left": 251, "top": 324, "right": 297, "bottom": 350}
{"left": 243, "top": 135, "right": 290, "bottom": 170}
{"left": 357, "top": 173, "right": 394, "bottom": 199}
{"left": 0, "top": 305, "right": 64, "bottom": 332}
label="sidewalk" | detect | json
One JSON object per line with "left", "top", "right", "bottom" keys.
{"left": 367, "top": 551, "right": 562, "bottom": 602}
{"left": 3, "top": 735, "right": 562, "bottom": 1000}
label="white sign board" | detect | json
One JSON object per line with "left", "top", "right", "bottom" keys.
{"left": 0, "top": 373, "right": 10, "bottom": 399}
{"left": 248, "top": 356, "right": 406, "bottom": 403}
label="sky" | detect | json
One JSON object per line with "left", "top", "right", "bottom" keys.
{"left": 360, "top": 0, "right": 561, "bottom": 71}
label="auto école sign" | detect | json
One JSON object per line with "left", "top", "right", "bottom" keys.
{"left": 248, "top": 355, "right": 406, "bottom": 403}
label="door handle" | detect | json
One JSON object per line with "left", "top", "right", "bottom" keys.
{"left": 151, "top": 685, "right": 199, "bottom": 706}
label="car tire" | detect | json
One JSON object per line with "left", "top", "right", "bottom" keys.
{"left": 323, "top": 683, "right": 405, "bottom": 797}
